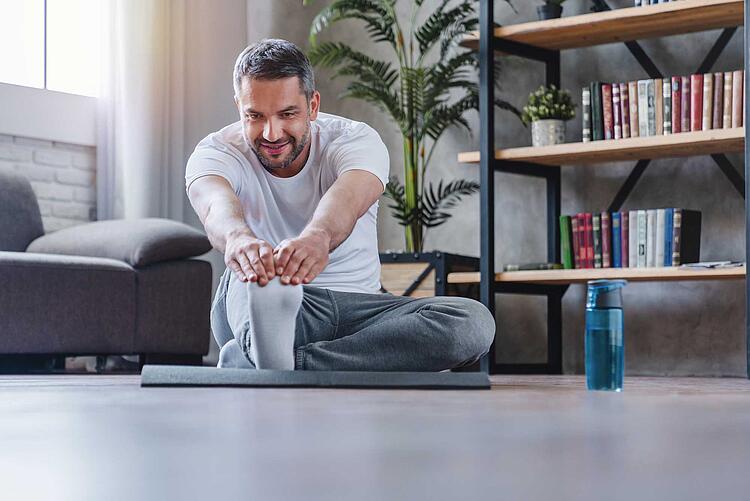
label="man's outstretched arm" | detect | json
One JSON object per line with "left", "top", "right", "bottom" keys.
{"left": 273, "top": 169, "right": 385, "bottom": 285}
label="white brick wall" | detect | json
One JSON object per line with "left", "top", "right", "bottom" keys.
{"left": 0, "top": 133, "right": 96, "bottom": 233}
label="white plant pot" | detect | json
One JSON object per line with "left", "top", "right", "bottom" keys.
{"left": 531, "top": 119, "right": 565, "bottom": 147}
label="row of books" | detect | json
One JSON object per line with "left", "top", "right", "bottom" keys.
{"left": 559, "top": 209, "right": 702, "bottom": 269}
{"left": 582, "top": 70, "right": 745, "bottom": 142}
{"left": 634, "top": 0, "right": 679, "bottom": 5}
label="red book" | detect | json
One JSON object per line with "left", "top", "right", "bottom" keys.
{"left": 576, "top": 213, "right": 587, "bottom": 269}
{"left": 671, "top": 76, "right": 681, "bottom": 134}
{"left": 571, "top": 216, "right": 581, "bottom": 269}
{"left": 613, "top": 84, "right": 622, "bottom": 139}
{"left": 584, "top": 213, "right": 594, "bottom": 269}
{"left": 620, "top": 83, "right": 630, "bottom": 138}
{"left": 690, "top": 74, "right": 703, "bottom": 131}
{"left": 681, "top": 76, "right": 691, "bottom": 132}
{"left": 621, "top": 211, "right": 629, "bottom": 268}
{"left": 601, "top": 212, "right": 611, "bottom": 268}
{"left": 602, "top": 84, "right": 614, "bottom": 140}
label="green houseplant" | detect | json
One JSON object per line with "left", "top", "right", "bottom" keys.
{"left": 304, "top": 0, "right": 521, "bottom": 253}
{"left": 521, "top": 84, "right": 575, "bottom": 147}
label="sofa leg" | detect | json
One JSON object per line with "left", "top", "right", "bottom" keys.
{"left": 139, "top": 354, "right": 203, "bottom": 369}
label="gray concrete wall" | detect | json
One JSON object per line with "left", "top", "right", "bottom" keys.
{"left": 247, "top": 0, "right": 746, "bottom": 376}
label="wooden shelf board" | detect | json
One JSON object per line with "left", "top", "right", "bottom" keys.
{"left": 457, "top": 127, "right": 745, "bottom": 166}
{"left": 460, "top": 0, "right": 743, "bottom": 52}
{"left": 447, "top": 266, "right": 746, "bottom": 285}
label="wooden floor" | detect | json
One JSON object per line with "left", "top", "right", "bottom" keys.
{"left": 2, "top": 375, "right": 750, "bottom": 500}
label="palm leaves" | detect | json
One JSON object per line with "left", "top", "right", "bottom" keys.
{"left": 305, "top": 0, "right": 519, "bottom": 251}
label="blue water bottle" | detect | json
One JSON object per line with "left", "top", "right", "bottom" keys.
{"left": 585, "top": 279, "right": 627, "bottom": 391}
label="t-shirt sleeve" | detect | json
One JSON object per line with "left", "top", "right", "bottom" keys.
{"left": 185, "top": 140, "right": 244, "bottom": 196}
{"left": 330, "top": 122, "right": 390, "bottom": 190}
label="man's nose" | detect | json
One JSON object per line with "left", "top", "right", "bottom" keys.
{"left": 263, "top": 119, "right": 283, "bottom": 142}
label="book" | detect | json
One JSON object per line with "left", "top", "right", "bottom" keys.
{"left": 620, "top": 82, "right": 631, "bottom": 138}
{"left": 628, "top": 210, "right": 638, "bottom": 268}
{"left": 601, "top": 211, "right": 611, "bottom": 268}
{"left": 690, "top": 74, "right": 703, "bottom": 132}
{"left": 646, "top": 209, "right": 657, "bottom": 267}
{"left": 637, "top": 80, "right": 649, "bottom": 137}
{"left": 504, "top": 263, "right": 563, "bottom": 272}
{"left": 560, "top": 216, "right": 574, "bottom": 269}
{"left": 621, "top": 212, "right": 629, "bottom": 268}
{"left": 732, "top": 69, "right": 743, "bottom": 128}
{"left": 629, "top": 81, "right": 640, "bottom": 137}
{"left": 671, "top": 76, "right": 681, "bottom": 134}
{"left": 662, "top": 79, "right": 672, "bottom": 134}
{"left": 582, "top": 87, "right": 591, "bottom": 143}
{"left": 702, "top": 72, "right": 713, "bottom": 130}
{"left": 672, "top": 209, "right": 702, "bottom": 265}
{"left": 637, "top": 209, "right": 647, "bottom": 268}
{"left": 612, "top": 212, "right": 622, "bottom": 268}
{"left": 655, "top": 78, "right": 664, "bottom": 135}
{"left": 613, "top": 84, "right": 622, "bottom": 140}
{"left": 593, "top": 213, "right": 602, "bottom": 268}
{"left": 655, "top": 209, "right": 666, "bottom": 267}
{"left": 647, "top": 79, "right": 656, "bottom": 136}
{"left": 571, "top": 215, "right": 581, "bottom": 269}
{"left": 723, "top": 71, "right": 733, "bottom": 128}
{"left": 591, "top": 82, "right": 604, "bottom": 141}
{"left": 712, "top": 72, "right": 724, "bottom": 130}
{"left": 584, "top": 212, "right": 594, "bottom": 269}
{"left": 681, "top": 75, "right": 691, "bottom": 132}
{"left": 664, "top": 208, "right": 674, "bottom": 267}
{"left": 603, "top": 84, "right": 614, "bottom": 140}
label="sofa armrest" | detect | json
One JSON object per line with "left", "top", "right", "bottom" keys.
{"left": 26, "top": 218, "right": 212, "bottom": 268}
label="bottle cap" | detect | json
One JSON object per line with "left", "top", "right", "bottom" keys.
{"left": 586, "top": 279, "right": 627, "bottom": 308}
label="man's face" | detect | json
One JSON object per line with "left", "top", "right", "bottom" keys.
{"left": 235, "top": 76, "right": 320, "bottom": 175}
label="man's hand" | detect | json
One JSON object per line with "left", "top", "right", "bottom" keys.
{"left": 225, "top": 230, "right": 276, "bottom": 286}
{"left": 273, "top": 229, "right": 330, "bottom": 286}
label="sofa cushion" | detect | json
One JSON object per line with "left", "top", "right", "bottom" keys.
{"left": 0, "top": 168, "right": 44, "bottom": 252}
{"left": 27, "top": 218, "right": 212, "bottom": 267}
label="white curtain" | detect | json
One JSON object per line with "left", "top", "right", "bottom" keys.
{"left": 96, "top": 0, "right": 186, "bottom": 221}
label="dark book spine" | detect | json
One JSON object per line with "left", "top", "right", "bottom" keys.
{"left": 671, "top": 76, "right": 681, "bottom": 134}
{"left": 621, "top": 211, "right": 629, "bottom": 268}
{"left": 601, "top": 212, "right": 611, "bottom": 268}
{"left": 582, "top": 87, "right": 591, "bottom": 143}
{"left": 690, "top": 74, "right": 703, "bottom": 132}
{"left": 712, "top": 72, "right": 723, "bottom": 130}
{"left": 603, "top": 84, "right": 614, "bottom": 140}
{"left": 560, "top": 216, "right": 574, "bottom": 269}
{"left": 664, "top": 208, "right": 674, "bottom": 267}
{"left": 571, "top": 215, "right": 581, "bottom": 269}
{"left": 620, "top": 83, "right": 631, "bottom": 138}
{"left": 593, "top": 213, "right": 602, "bottom": 269}
{"left": 662, "top": 79, "right": 671, "bottom": 134}
{"left": 591, "top": 82, "right": 604, "bottom": 141}
{"left": 612, "top": 212, "right": 622, "bottom": 268}
{"left": 681, "top": 75, "right": 691, "bottom": 132}
{"left": 676, "top": 209, "right": 702, "bottom": 265}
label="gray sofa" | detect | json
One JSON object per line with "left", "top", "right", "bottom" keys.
{"left": 0, "top": 168, "right": 213, "bottom": 368}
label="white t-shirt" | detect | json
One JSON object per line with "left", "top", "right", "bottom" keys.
{"left": 185, "top": 112, "right": 390, "bottom": 294}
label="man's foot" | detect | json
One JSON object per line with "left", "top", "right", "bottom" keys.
{"left": 218, "top": 340, "right": 256, "bottom": 369}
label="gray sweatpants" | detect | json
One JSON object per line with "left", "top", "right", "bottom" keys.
{"left": 211, "top": 267, "right": 496, "bottom": 371}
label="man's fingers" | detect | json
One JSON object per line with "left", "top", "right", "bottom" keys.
{"left": 245, "top": 251, "right": 268, "bottom": 282}
{"left": 235, "top": 253, "right": 255, "bottom": 282}
{"left": 294, "top": 259, "right": 315, "bottom": 285}
{"left": 281, "top": 253, "right": 305, "bottom": 284}
{"left": 258, "top": 245, "right": 276, "bottom": 279}
{"left": 303, "top": 262, "right": 325, "bottom": 284}
{"left": 227, "top": 260, "right": 248, "bottom": 282}
{"left": 275, "top": 246, "right": 294, "bottom": 276}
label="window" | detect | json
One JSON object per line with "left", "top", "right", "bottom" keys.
{"left": 0, "top": 0, "right": 101, "bottom": 97}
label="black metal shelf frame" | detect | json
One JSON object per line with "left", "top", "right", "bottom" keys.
{"left": 477, "top": 0, "right": 750, "bottom": 377}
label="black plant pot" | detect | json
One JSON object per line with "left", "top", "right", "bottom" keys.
{"left": 537, "top": 4, "right": 563, "bottom": 20}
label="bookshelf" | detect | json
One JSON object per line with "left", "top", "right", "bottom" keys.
{"left": 457, "top": 0, "right": 750, "bottom": 376}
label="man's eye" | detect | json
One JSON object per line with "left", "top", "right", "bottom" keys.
{"left": 283, "top": 112, "right": 296, "bottom": 118}
{"left": 246, "top": 114, "right": 260, "bottom": 120}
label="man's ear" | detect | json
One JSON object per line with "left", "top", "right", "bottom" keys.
{"left": 309, "top": 90, "right": 321, "bottom": 121}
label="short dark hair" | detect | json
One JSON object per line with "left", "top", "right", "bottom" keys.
{"left": 233, "top": 39, "right": 315, "bottom": 101}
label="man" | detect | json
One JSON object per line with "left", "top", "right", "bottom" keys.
{"left": 186, "top": 39, "right": 495, "bottom": 371}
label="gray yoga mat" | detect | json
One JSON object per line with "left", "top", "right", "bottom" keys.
{"left": 141, "top": 365, "right": 490, "bottom": 390}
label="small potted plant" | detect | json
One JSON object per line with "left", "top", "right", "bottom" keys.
{"left": 538, "top": 0, "right": 566, "bottom": 20}
{"left": 521, "top": 84, "right": 576, "bottom": 147}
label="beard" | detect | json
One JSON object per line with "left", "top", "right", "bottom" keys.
{"left": 251, "top": 126, "right": 310, "bottom": 171}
